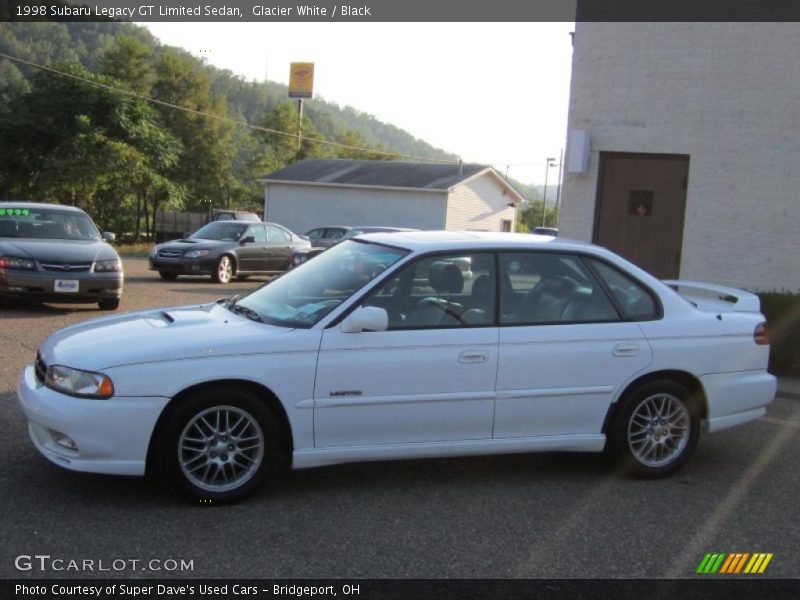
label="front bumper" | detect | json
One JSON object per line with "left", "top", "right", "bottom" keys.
{"left": 149, "top": 256, "right": 216, "bottom": 275}
{"left": 17, "top": 364, "right": 169, "bottom": 476}
{"left": 0, "top": 269, "right": 122, "bottom": 302}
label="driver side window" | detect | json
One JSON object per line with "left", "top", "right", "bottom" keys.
{"left": 363, "top": 253, "right": 496, "bottom": 330}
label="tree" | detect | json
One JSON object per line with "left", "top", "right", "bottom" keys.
{"left": 0, "top": 61, "right": 182, "bottom": 237}
{"left": 100, "top": 34, "right": 154, "bottom": 95}
{"left": 151, "top": 48, "right": 235, "bottom": 210}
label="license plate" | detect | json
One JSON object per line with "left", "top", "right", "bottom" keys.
{"left": 54, "top": 279, "right": 79, "bottom": 293}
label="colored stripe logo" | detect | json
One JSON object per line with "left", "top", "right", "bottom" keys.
{"left": 696, "top": 553, "right": 773, "bottom": 574}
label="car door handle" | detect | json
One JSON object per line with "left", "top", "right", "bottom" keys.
{"left": 459, "top": 349, "right": 488, "bottom": 364}
{"left": 613, "top": 343, "right": 640, "bottom": 357}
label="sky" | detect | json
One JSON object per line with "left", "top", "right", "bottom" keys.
{"left": 143, "top": 22, "right": 575, "bottom": 185}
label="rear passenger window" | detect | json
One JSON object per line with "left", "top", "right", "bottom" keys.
{"left": 499, "top": 253, "right": 619, "bottom": 324}
{"left": 266, "top": 225, "right": 290, "bottom": 243}
{"left": 589, "top": 260, "right": 658, "bottom": 321}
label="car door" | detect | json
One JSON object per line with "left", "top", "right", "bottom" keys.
{"left": 494, "top": 251, "right": 654, "bottom": 438}
{"left": 265, "top": 224, "right": 292, "bottom": 271}
{"left": 314, "top": 252, "right": 499, "bottom": 448}
{"left": 237, "top": 224, "right": 268, "bottom": 272}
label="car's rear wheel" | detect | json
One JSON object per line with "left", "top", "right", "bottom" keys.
{"left": 159, "top": 271, "right": 179, "bottom": 281}
{"left": 608, "top": 380, "right": 700, "bottom": 478}
{"left": 98, "top": 298, "right": 120, "bottom": 311}
{"left": 212, "top": 255, "right": 234, "bottom": 284}
{"left": 156, "top": 387, "right": 283, "bottom": 503}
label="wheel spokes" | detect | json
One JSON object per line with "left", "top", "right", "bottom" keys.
{"left": 178, "top": 405, "right": 265, "bottom": 493}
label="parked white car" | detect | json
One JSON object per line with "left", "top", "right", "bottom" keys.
{"left": 18, "top": 232, "right": 776, "bottom": 502}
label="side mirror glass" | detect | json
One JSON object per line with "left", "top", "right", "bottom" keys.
{"left": 182, "top": 232, "right": 191, "bottom": 239}
{"left": 241, "top": 235, "right": 256, "bottom": 244}
{"left": 340, "top": 306, "right": 389, "bottom": 333}
{"left": 102, "top": 232, "right": 116, "bottom": 242}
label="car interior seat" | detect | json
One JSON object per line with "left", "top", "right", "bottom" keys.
{"left": 462, "top": 274, "right": 494, "bottom": 324}
{"left": 407, "top": 261, "right": 465, "bottom": 326}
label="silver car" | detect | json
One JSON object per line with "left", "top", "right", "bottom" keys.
{"left": 0, "top": 202, "right": 123, "bottom": 310}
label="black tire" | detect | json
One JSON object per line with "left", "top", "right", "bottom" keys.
{"left": 98, "top": 297, "right": 120, "bottom": 311}
{"left": 159, "top": 271, "right": 179, "bottom": 281}
{"left": 607, "top": 380, "right": 701, "bottom": 478}
{"left": 155, "top": 386, "right": 285, "bottom": 504}
{"left": 212, "top": 255, "right": 234, "bottom": 284}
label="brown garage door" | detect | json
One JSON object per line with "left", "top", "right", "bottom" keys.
{"left": 594, "top": 152, "right": 689, "bottom": 279}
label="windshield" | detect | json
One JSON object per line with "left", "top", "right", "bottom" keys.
{"left": 192, "top": 221, "right": 249, "bottom": 241}
{"left": 0, "top": 207, "right": 102, "bottom": 241}
{"left": 236, "top": 239, "right": 409, "bottom": 328}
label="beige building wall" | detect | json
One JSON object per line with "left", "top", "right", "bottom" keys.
{"left": 446, "top": 174, "right": 517, "bottom": 232}
{"left": 560, "top": 23, "right": 800, "bottom": 291}
{"left": 264, "top": 184, "right": 447, "bottom": 234}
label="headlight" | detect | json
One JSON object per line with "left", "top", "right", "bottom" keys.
{"left": 184, "top": 249, "right": 210, "bottom": 258}
{"left": 45, "top": 365, "right": 114, "bottom": 399}
{"left": 0, "top": 256, "right": 36, "bottom": 270}
{"left": 94, "top": 259, "right": 122, "bottom": 272}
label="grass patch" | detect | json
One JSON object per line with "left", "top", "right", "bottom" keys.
{"left": 115, "top": 242, "right": 153, "bottom": 258}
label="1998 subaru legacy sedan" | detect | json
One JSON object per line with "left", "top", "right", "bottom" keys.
{"left": 17, "top": 231, "right": 776, "bottom": 502}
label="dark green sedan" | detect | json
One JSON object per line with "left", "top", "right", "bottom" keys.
{"left": 0, "top": 202, "right": 122, "bottom": 310}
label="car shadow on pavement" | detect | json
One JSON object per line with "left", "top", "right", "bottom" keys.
{"left": 0, "top": 299, "right": 93, "bottom": 318}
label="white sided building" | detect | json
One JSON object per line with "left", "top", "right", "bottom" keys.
{"left": 259, "top": 159, "right": 522, "bottom": 235}
{"left": 559, "top": 23, "right": 800, "bottom": 291}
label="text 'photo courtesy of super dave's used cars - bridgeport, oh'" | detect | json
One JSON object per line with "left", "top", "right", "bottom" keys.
{"left": 0, "top": 202, "right": 123, "bottom": 310}
{"left": 17, "top": 231, "right": 776, "bottom": 503}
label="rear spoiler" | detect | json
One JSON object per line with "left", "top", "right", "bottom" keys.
{"left": 662, "top": 280, "right": 761, "bottom": 313}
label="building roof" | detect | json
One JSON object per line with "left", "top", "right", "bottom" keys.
{"left": 259, "top": 159, "right": 525, "bottom": 202}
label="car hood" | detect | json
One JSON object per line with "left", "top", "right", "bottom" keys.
{"left": 0, "top": 239, "right": 118, "bottom": 262}
{"left": 38, "top": 302, "right": 303, "bottom": 371}
{"left": 158, "top": 238, "right": 233, "bottom": 252}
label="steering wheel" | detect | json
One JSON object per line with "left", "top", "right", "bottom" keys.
{"left": 417, "top": 297, "right": 466, "bottom": 325}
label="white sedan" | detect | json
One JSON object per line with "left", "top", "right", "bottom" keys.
{"left": 18, "top": 232, "right": 776, "bottom": 502}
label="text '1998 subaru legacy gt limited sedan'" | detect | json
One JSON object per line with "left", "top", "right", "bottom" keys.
{"left": 18, "top": 231, "right": 776, "bottom": 502}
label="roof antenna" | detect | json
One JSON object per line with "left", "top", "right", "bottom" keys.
{"left": 458, "top": 157, "right": 463, "bottom": 174}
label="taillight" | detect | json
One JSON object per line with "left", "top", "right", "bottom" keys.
{"left": 754, "top": 322, "right": 770, "bottom": 345}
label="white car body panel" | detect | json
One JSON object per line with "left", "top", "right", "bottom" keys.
{"left": 16, "top": 231, "right": 777, "bottom": 478}
{"left": 315, "top": 326, "right": 499, "bottom": 447}
{"left": 496, "top": 321, "right": 653, "bottom": 437}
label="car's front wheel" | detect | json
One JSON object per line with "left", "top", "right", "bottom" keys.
{"left": 156, "top": 387, "right": 284, "bottom": 503}
{"left": 608, "top": 380, "right": 701, "bottom": 478}
{"left": 98, "top": 298, "right": 120, "bottom": 311}
{"left": 212, "top": 256, "right": 234, "bottom": 284}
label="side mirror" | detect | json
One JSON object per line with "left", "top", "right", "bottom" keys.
{"left": 102, "top": 232, "right": 116, "bottom": 242}
{"left": 340, "top": 306, "right": 388, "bottom": 333}
{"left": 240, "top": 235, "right": 256, "bottom": 244}
{"left": 182, "top": 232, "right": 191, "bottom": 239}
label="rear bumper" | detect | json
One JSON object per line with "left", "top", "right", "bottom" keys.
{"left": 702, "top": 370, "right": 777, "bottom": 433}
{"left": 0, "top": 269, "right": 122, "bottom": 302}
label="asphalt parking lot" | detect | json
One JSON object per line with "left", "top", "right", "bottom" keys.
{"left": 1, "top": 258, "right": 799, "bottom": 579}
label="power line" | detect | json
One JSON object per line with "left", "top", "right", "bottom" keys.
{"left": 0, "top": 51, "right": 461, "bottom": 165}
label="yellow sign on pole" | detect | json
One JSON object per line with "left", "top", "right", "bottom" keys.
{"left": 289, "top": 63, "right": 314, "bottom": 98}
